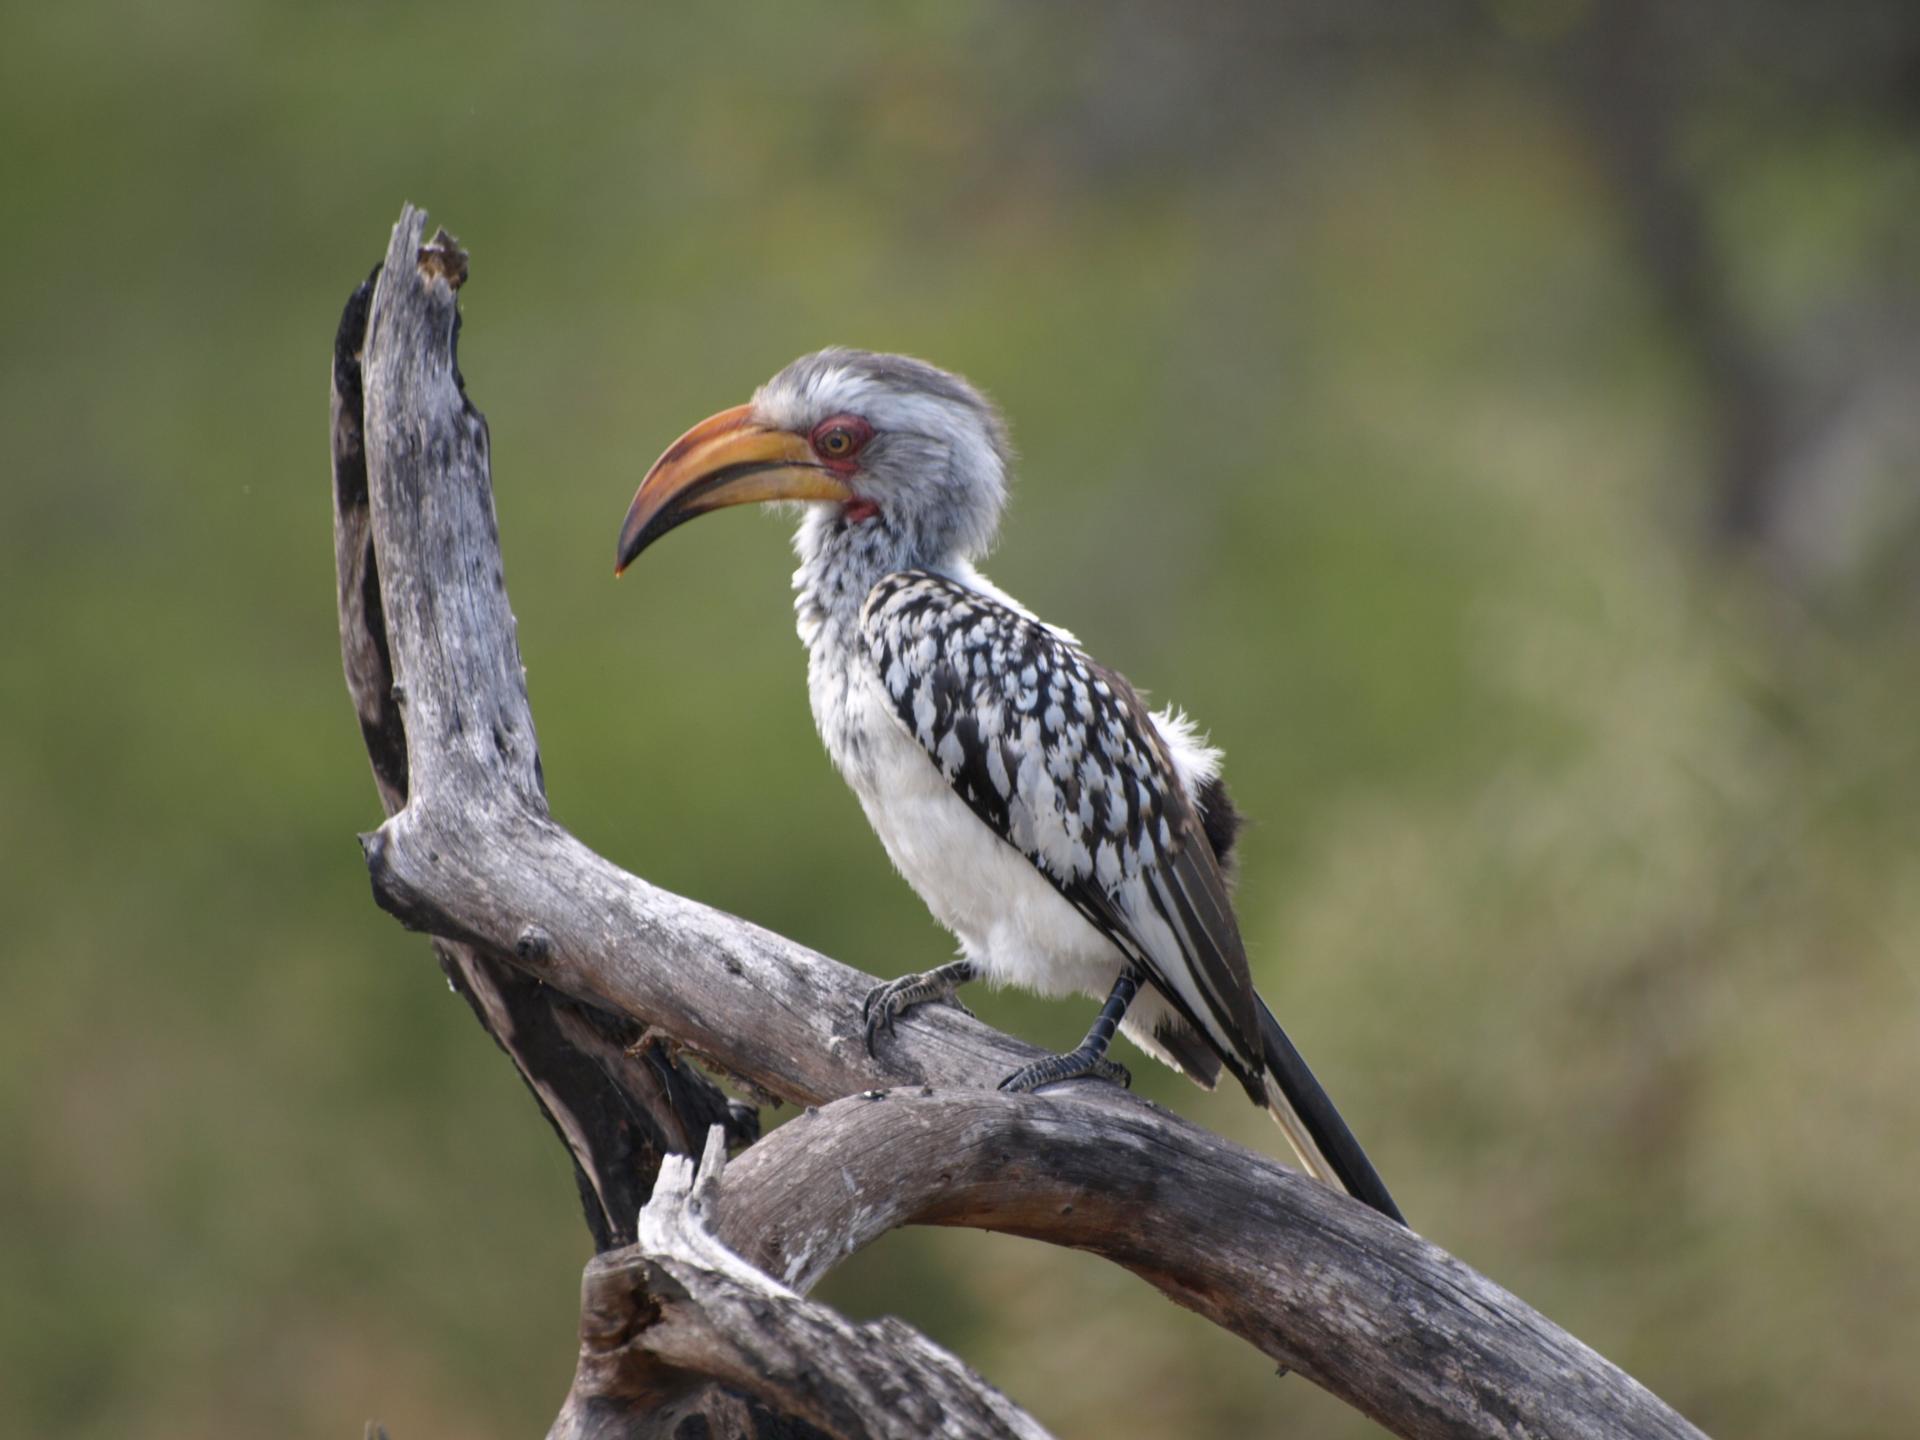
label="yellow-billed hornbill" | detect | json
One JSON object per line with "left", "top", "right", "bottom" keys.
{"left": 616, "top": 349, "right": 1403, "bottom": 1224}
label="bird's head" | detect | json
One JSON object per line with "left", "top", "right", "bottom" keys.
{"left": 615, "top": 348, "right": 1011, "bottom": 575}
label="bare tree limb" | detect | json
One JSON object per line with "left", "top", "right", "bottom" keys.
{"left": 338, "top": 204, "right": 1711, "bottom": 1440}
{"left": 334, "top": 260, "right": 755, "bottom": 1253}
{"left": 551, "top": 1130, "right": 1052, "bottom": 1440}
{"left": 709, "top": 1090, "right": 1706, "bottom": 1439}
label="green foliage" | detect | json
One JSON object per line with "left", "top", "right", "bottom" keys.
{"left": 1, "top": 5, "right": 1915, "bottom": 1436}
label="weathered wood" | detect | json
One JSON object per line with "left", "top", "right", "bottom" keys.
{"left": 551, "top": 1132, "right": 1051, "bottom": 1440}
{"left": 334, "top": 240, "right": 753, "bottom": 1253}
{"left": 707, "top": 1090, "right": 1704, "bottom": 1440}
{"left": 341, "top": 204, "right": 1711, "bottom": 1440}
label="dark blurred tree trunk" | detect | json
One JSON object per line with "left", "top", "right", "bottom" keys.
{"left": 1036, "top": 0, "right": 1920, "bottom": 572}
{"left": 1555, "top": 0, "right": 1792, "bottom": 549}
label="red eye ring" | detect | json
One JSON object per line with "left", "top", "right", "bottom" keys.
{"left": 810, "top": 414, "right": 873, "bottom": 467}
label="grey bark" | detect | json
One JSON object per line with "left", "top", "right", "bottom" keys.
{"left": 709, "top": 1091, "right": 1700, "bottom": 1438}
{"left": 333, "top": 259, "right": 754, "bottom": 1254}
{"left": 550, "top": 1130, "right": 1051, "bottom": 1440}
{"left": 335, "top": 204, "right": 1711, "bottom": 1440}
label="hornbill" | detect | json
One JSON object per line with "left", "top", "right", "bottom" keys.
{"left": 615, "top": 349, "right": 1404, "bottom": 1224}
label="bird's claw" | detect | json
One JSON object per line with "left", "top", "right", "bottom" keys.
{"left": 998, "top": 1052, "right": 1132, "bottom": 1094}
{"left": 861, "top": 967, "right": 974, "bottom": 1056}
{"left": 861, "top": 986, "right": 897, "bottom": 1055}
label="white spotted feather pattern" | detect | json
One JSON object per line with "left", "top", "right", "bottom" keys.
{"left": 845, "top": 567, "right": 1263, "bottom": 1087}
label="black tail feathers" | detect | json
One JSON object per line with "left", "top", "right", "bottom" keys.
{"left": 1256, "top": 999, "right": 1405, "bottom": 1226}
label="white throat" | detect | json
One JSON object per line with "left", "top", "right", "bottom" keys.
{"left": 794, "top": 507, "right": 928, "bottom": 645}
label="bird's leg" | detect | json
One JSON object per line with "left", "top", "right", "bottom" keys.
{"left": 862, "top": 959, "right": 979, "bottom": 1054}
{"left": 998, "top": 969, "right": 1140, "bottom": 1093}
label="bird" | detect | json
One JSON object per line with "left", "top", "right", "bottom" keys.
{"left": 615, "top": 348, "right": 1404, "bottom": 1224}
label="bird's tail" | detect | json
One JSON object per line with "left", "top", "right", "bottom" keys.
{"left": 1256, "top": 998, "right": 1406, "bottom": 1226}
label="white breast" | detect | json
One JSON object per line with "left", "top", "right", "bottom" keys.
{"left": 811, "top": 645, "right": 1120, "bottom": 1000}
{"left": 798, "top": 565, "right": 1214, "bottom": 1077}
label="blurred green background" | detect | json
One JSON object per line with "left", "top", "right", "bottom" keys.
{"left": 4, "top": 2, "right": 1917, "bottom": 1436}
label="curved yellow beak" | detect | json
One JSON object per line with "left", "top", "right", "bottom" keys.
{"left": 614, "top": 403, "right": 853, "bottom": 574}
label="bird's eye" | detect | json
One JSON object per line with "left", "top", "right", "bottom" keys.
{"left": 810, "top": 414, "right": 873, "bottom": 464}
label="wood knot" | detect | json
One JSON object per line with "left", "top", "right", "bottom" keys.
{"left": 514, "top": 924, "right": 553, "bottom": 964}
{"left": 417, "top": 227, "right": 468, "bottom": 290}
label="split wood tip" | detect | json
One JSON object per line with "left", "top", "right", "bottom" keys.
{"left": 416, "top": 226, "right": 468, "bottom": 289}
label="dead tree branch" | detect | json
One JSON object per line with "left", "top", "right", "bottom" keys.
{"left": 333, "top": 259, "right": 753, "bottom": 1254}
{"left": 703, "top": 1088, "right": 1679, "bottom": 1437}
{"left": 551, "top": 1129, "right": 1052, "bottom": 1440}
{"left": 334, "top": 204, "right": 1710, "bottom": 1440}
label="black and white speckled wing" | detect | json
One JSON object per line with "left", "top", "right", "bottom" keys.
{"left": 860, "top": 568, "right": 1263, "bottom": 1077}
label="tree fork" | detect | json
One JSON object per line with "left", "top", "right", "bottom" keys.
{"left": 332, "top": 205, "right": 1709, "bottom": 1440}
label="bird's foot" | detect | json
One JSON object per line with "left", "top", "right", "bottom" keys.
{"left": 862, "top": 960, "right": 978, "bottom": 1056}
{"left": 997, "top": 1048, "right": 1132, "bottom": 1094}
